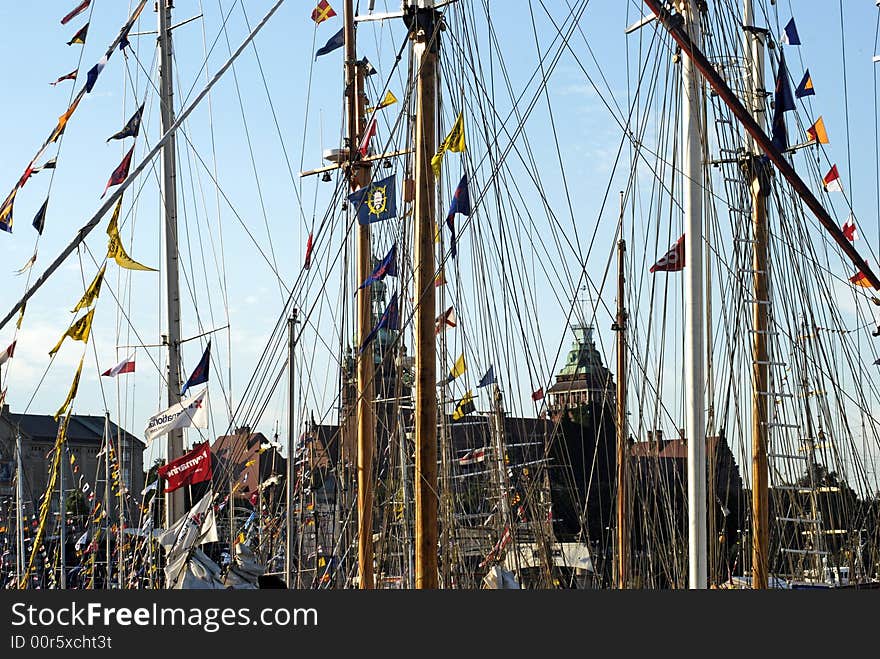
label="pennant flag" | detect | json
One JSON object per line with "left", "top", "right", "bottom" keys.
{"left": 32, "top": 198, "right": 48, "bottom": 235}
{"left": 431, "top": 111, "right": 466, "bottom": 176}
{"left": 795, "top": 69, "right": 815, "bottom": 98}
{"left": 445, "top": 174, "right": 471, "bottom": 259}
{"left": 61, "top": 0, "right": 91, "bottom": 25}
{"left": 0, "top": 187, "right": 17, "bottom": 233}
{"left": 435, "top": 268, "right": 446, "bottom": 288}
{"left": 16, "top": 304, "right": 26, "bottom": 330}
{"left": 823, "top": 165, "right": 843, "bottom": 193}
{"left": 315, "top": 27, "right": 344, "bottom": 58}
{"left": 358, "top": 118, "right": 378, "bottom": 157}
{"left": 50, "top": 93, "right": 83, "bottom": 143}
{"left": 311, "top": 0, "right": 337, "bottom": 24}
{"left": 14, "top": 252, "right": 37, "bottom": 276}
{"left": 359, "top": 292, "right": 399, "bottom": 354}
{"left": 770, "top": 53, "right": 795, "bottom": 152}
{"left": 144, "top": 388, "right": 209, "bottom": 446}
{"left": 54, "top": 357, "right": 84, "bottom": 421}
{"left": 842, "top": 214, "right": 858, "bottom": 242}
{"left": 850, "top": 268, "right": 873, "bottom": 288}
{"left": 434, "top": 305, "right": 457, "bottom": 335}
{"left": 445, "top": 353, "right": 467, "bottom": 384}
{"left": 67, "top": 22, "right": 89, "bottom": 46}
{"left": 650, "top": 234, "right": 685, "bottom": 272}
{"left": 367, "top": 90, "right": 398, "bottom": 113}
{"left": 49, "top": 308, "right": 95, "bottom": 357}
{"left": 181, "top": 341, "right": 211, "bottom": 396}
{"left": 531, "top": 387, "right": 545, "bottom": 401}
{"left": 304, "top": 232, "right": 314, "bottom": 270}
{"left": 477, "top": 365, "right": 496, "bottom": 388}
{"left": 348, "top": 175, "right": 397, "bottom": 224}
{"left": 806, "top": 116, "right": 829, "bottom": 145}
{"left": 102, "top": 146, "right": 135, "bottom": 198}
{"left": 358, "top": 244, "right": 398, "bottom": 291}
{"left": 50, "top": 69, "right": 78, "bottom": 86}
{"left": 102, "top": 353, "right": 135, "bottom": 377}
{"left": 360, "top": 56, "right": 377, "bottom": 76}
{"left": 781, "top": 18, "right": 801, "bottom": 46}
{"left": 106, "top": 197, "right": 157, "bottom": 270}
{"left": 158, "top": 442, "right": 213, "bottom": 493}
{"left": 107, "top": 104, "right": 144, "bottom": 142}
{"left": 0, "top": 341, "right": 15, "bottom": 366}
{"left": 458, "top": 447, "right": 487, "bottom": 466}
{"left": 452, "top": 390, "right": 476, "bottom": 421}
{"left": 72, "top": 265, "right": 106, "bottom": 312}
{"left": 18, "top": 163, "right": 37, "bottom": 189}
{"left": 39, "top": 157, "right": 57, "bottom": 171}
{"left": 85, "top": 55, "right": 108, "bottom": 93}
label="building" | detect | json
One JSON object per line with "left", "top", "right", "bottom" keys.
{"left": 0, "top": 404, "right": 144, "bottom": 519}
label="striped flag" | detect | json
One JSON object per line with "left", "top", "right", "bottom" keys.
{"left": 0, "top": 341, "right": 16, "bottom": 366}
{"left": 101, "top": 354, "right": 135, "bottom": 377}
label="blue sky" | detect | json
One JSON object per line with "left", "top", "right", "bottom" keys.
{"left": 1, "top": 0, "right": 880, "bottom": 485}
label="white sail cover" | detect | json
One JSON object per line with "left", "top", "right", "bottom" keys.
{"left": 144, "top": 388, "right": 209, "bottom": 445}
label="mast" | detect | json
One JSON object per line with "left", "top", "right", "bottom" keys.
{"left": 15, "top": 431, "right": 25, "bottom": 585}
{"left": 59, "top": 440, "right": 66, "bottom": 589}
{"left": 286, "top": 310, "right": 297, "bottom": 587}
{"left": 409, "top": 0, "right": 439, "bottom": 590}
{"left": 679, "top": 0, "right": 707, "bottom": 589}
{"left": 743, "top": 0, "right": 770, "bottom": 590}
{"left": 343, "top": 0, "right": 376, "bottom": 590}
{"left": 103, "top": 417, "right": 112, "bottom": 587}
{"left": 614, "top": 233, "right": 629, "bottom": 589}
{"left": 158, "top": 0, "right": 184, "bottom": 528}
{"left": 116, "top": 429, "right": 125, "bottom": 589}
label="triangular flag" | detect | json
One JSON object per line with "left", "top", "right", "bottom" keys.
{"left": 770, "top": 53, "right": 795, "bottom": 152}
{"left": 0, "top": 186, "right": 17, "bottom": 233}
{"left": 72, "top": 265, "right": 106, "bottom": 312}
{"left": 49, "top": 308, "right": 96, "bottom": 356}
{"left": 434, "top": 268, "right": 446, "bottom": 287}
{"left": 106, "top": 197, "right": 157, "bottom": 270}
{"left": 304, "top": 232, "right": 314, "bottom": 270}
{"left": 67, "top": 22, "right": 89, "bottom": 46}
{"left": 102, "top": 353, "right": 135, "bottom": 377}
{"left": 14, "top": 252, "right": 37, "bottom": 276}
{"left": 842, "top": 214, "right": 858, "bottom": 242}
{"left": 850, "top": 269, "right": 873, "bottom": 288}
{"left": 61, "top": 0, "right": 91, "bottom": 25}
{"left": 445, "top": 174, "right": 471, "bottom": 259}
{"left": 823, "top": 165, "right": 843, "bottom": 193}
{"left": 434, "top": 305, "right": 456, "bottom": 335}
{"left": 359, "top": 293, "right": 398, "bottom": 354}
{"left": 360, "top": 57, "right": 377, "bottom": 76}
{"left": 431, "top": 111, "right": 466, "bottom": 176}
{"left": 358, "top": 244, "right": 398, "bottom": 291}
{"left": 650, "top": 234, "right": 685, "bottom": 272}
{"left": 50, "top": 69, "right": 78, "bottom": 86}
{"left": 311, "top": 0, "right": 337, "bottom": 24}
{"left": 54, "top": 357, "right": 84, "bottom": 421}
{"left": 781, "top": 18, "right": 801, "bottom": 46}
{"left": 107, "top": 104, "right": 144, "bottom": 142}
{"left": 367, "top": 90, "right": 398, "bottom": 113}
{"left": 102, "top": 145, "right": 134, "bottom": 198}
{"left": 806, "top": 116, "right": 829, "bottom": 144}
{"left": 452, "top": 390, "right": 476, "bottom": 421}
{"left": 795, "top": 69, "right": 815, "bottom": 98}
{"left": 477, "top": 365, "right": 496, "bottom": 388}
{"left": 315, "top": 27, "right": 344, "bottom": 58}
{"left": 358, "top": 118, "right": 378, "bottom": 157}
{"left": 85, "top": 56, "right": 108, "bottom": 93}
{"left": 49, "top": 92, "right": 84, "bottom": 143}
{"left": 0, "top": 341, "right": 15, "bottom": 366}
{"left": 445, "top": 353, "right": 466, "bottom": 384}
{"left": 531, "top": 387, "right": 545, "bottom": 401}
{"left": 32, "top": 198, "right": 48, "bottom": 235}
{"left": 181, "top": 341, "right": 211, "bottom": 396}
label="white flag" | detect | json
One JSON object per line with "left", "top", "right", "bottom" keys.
{"left": 158, "top": 491, "right": 218, "bottom": 555}
{"left": 0, "top": 341, "right": 16, "bottom": 366}
{"left": 144, "top": 388, "right": 209, "bottom": 446}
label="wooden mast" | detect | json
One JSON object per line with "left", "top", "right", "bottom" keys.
{"left": 410, "top": 0, "right": 439, "bottom": 589}
{"left": 343, "top": 0, "right": 375, "bottom": 589}
{"left": 614, "top": 218, "right": 629, "bottom": 589}
{"left": 744, "top": 0, "right": 769, "bottom": 590}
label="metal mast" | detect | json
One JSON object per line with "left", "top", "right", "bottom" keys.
{"left": 158, "top": 0, "right": 184, "bottom": 528}
{"left": 286, "top": 311, "right": 298, "bottom": 587}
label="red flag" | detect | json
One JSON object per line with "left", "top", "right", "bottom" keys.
{"left": 850, "top": 269, "right": 874, "bottom": 288}
{"left": 358, "top": 118, "right": 377, "bottom": 157}
{"left": 61, "top": 0, "right": 91, "bottom": 25}
{"left": 102, "top": 146, "right": 135, "bottom": 198}
{"left": 435, "top": 306, "right": 457, "bottom": 335}
{"left": 531, "top": 387, "right": 544, "bottom": 401}
{"left": 311, "top": 0, "right": 337, "bottom": 24}
{"left": 50, "top": 69, "right": 78, "bottom": 86}
{"left": 650, "top": 234, "right": 685, "bottom": 272}
{"left": 0, "top": 341, "right": 15, "bottom": 366}
{"left": 823, "top": 165, "right": 843, "bottom": 192}
{"left": 101, "top": 354, "right": 135, "bottom": 377}
{"left": 304, "top": 232, "right": 314, "bottom": 270}
{"left": 842, "top": 215, "right": 858, "bottom": 242}
{"left": 158, "top": 442, "right": 212, "bottom": 493}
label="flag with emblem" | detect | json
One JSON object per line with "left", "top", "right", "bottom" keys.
{"left": 144, "top": 388, "right": 209, "bottom": 446}
{"left": 107, "top": 104, "right": 144, "bottom": 142}
{"left": 49, "top": 308, "right": 96, "bottom": 357}
{"left": 650, "top": 234, "right": 685, "bottom": 272}
{"left": 348, "top": 175, "right": 397, "bottom": 225}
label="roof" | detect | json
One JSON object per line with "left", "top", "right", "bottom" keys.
{"left": 2, "top": 409, "right": 142, "bottom": 446}
{"left": 630, "top": 436, "right": 720, "bottom": 459}
{"left": 212, "top": 431, "right": 284, "bottom": 498}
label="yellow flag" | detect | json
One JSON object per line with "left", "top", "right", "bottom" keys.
{"left": 431, "top": 111, "right": 466, "bottom": 176}
{"left": 54, "top": 356, "right": 84, "bottom": 421}
{"left": 367, "top": 90, "right": 398, "bottom": 113}
{"left": 807, "top": 116, "right": 829, "bottom": 145}
{"left": 447, "top": 353, "right": 466, "bottom": 382}
{"left": 106, "top": 198, "right": 157, "bottom": 271}
{"left": 49, "top": 308, "right": 95, "bottom": 357}
{"left": 16, "top": 302, "right": 26, "bottom": 330}
{"left": 72, "top": 265, "right": 106, "bottom": 312}
{"left": 0, "top": 186, "right": 17, "bottom": 231}
{"left": 49, "top": 91, "right": 84, "bottom": 143}
{"left": 452, "top": 389, "right": 475, "bottom": 421}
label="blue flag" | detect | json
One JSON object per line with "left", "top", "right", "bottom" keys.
{"left": 781, "top": 18, "right": 800, "bottom": 46}
{"left": 316, "top": 27, "right": 344, "bottom": 58}
{"left": 477, "top": 365, "right": 496, "bottom": 388}
{"left": 770, "top": 53, "right": 795, "bottom": 152}
{"left": 348, "top": 175, "right": 397, "bottom": 225}
{"left": 359, "top": 293, "right": 398, "bottom": 354}
{"left": 85, "top": 56, "right": 107, "bottom": 93}
{"left": 358, "top": 244, "right": 398, "bottom": 291}
{"left": 181, "top": 341, "right": 211, "bottom": 395}
{"left": 445, "top": 174, "right": 471, "bottom": 259}
{"left": 795, "top": 69, "right": 814, "bottom": 98}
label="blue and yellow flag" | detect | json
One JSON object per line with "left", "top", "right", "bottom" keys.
{"left": 348, "top": 175, "right": 397, "bottom": 225}
{"left": 795, "top": 69, "right": 814, "bottom": 98}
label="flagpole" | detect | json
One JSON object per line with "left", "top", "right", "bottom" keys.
{"left": 15, "top": 431, "right": 25, "bottom": 587}
{"left": 286, "top": 311, "right": 297, "bottom": 588}
{"left": 158, "top": 0, "right": 185, "bottom": 530}
{"left": 344, "top": 0, "right": 376, "bottom": 590}
{"left": 614, "top": 228, "right": 629, "bottom": 589}
{"left": 59, "top": 443, "right": 66, "bottom": 590}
